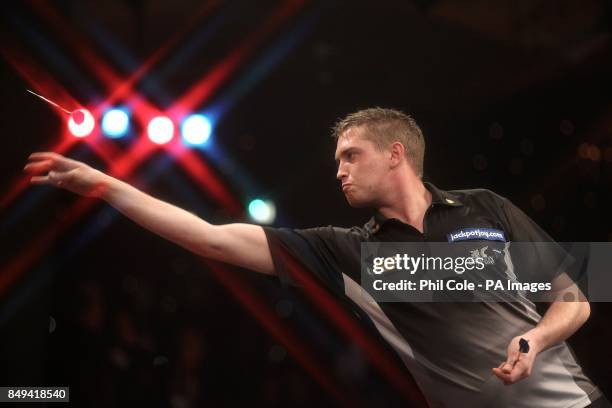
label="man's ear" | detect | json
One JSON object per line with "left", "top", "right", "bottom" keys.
{"left": 389, "top": 142, "right": 406, "bottom": 168}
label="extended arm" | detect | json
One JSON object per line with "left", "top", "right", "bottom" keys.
{"left": 24, "top": 152, "right": 275, "bottom": 275}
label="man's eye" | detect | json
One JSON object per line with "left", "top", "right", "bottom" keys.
{"left": 347, "top": 152, "right": 355, "bottom": 160}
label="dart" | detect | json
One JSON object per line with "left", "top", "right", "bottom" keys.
{"left": 26, "top": 89, "right": 94, "bottom": 136}
{"left": 26, "top": 88, "right": 85, "bottom": 125}
{"left": 519, "top": 338, "right": 530, "bottom": 353}
{"left": 26, "top": 88, "right": 72, "bottom": 114}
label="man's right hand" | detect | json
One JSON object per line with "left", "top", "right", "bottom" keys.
{"left": 24, "top": 152, "right": 110, "bottom": 197}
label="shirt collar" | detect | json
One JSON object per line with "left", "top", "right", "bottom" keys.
{"left": 425, "top": 182, "right": 463, "bottom": 207}
{"left": 364, "top": 182, "right": 463, "bottom": 234}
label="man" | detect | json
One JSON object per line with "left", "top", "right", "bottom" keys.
{"left": 24, "top": 108, "right": 606, "bottom": 407}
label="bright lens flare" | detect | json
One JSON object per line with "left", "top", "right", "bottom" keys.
{"left": 101, "top": 108, "right": 130, "bottom": 138}
{"left": 248, "top": 199, "right": 276, "bottom": 224}
{"left": 147, "top": 116, "right": 174, "bottom": 144}
{"left": 68, "top": 109, "right": 95, "bottom": 137}
{"left": 181, "top": 114, "right": 212, "bottom": 146}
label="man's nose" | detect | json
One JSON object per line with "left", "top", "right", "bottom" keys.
{"left": 336, "top": 164, "right": 347, "bottom": 181}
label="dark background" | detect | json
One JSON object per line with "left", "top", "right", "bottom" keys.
{"left": 1, "top": 0, "right": 611, "bottom": 407}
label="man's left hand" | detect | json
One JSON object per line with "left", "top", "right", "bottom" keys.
{"left": 492, "top": 335, "right": 537, "bottom": 385}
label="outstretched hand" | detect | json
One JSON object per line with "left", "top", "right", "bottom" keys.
{"left": 24, "top": 152, "right": 109, "bottom": 197}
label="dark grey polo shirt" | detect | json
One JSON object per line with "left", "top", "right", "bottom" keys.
{"left": 263, "top": 183, "right": 601, "bottom": 408}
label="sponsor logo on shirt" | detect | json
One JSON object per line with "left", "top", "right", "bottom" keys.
{"left": 447, "top": 228, "right": 507, "bottom": 243}
{"left": 469, "top": 246, "right": 496, "bottom": 265}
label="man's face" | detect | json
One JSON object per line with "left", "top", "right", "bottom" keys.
{"left": 335, "top": 126, "right": 390, "bottom": 208}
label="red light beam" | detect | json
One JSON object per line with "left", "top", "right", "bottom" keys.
{"left": 168, "top": 0, "right": 307, "bottom": 117}
{"left": 207, "top": 260, "right": 361, "bottom": 406}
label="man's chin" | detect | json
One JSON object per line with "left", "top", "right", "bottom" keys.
{"left": 345, "top": 195, "right": 369, "bottom": 209}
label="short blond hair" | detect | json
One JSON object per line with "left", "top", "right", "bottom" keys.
{"left": 332, "top": 107, "right": 425, "bottom": 177}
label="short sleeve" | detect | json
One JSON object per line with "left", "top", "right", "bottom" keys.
{"left": 499, "top": 197, "right": 574, "bottom": 285}
{"left": 262, "top": 226, "right": 360, "bottom": 294}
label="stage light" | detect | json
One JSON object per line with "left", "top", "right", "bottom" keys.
{"left": 181, "top": 114, "right": 212, "bottom": 146}
{"left": 147, "top": 116, "right": 174, "bottom": 144}
{"left": 248, "top": 199, "right": 276, "bottom": 224}
{"left": 101, "top": 108, "right": 130, "bottom": 138}
{"left": 68, "top": 109, "right": 95, "bottom": 137}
